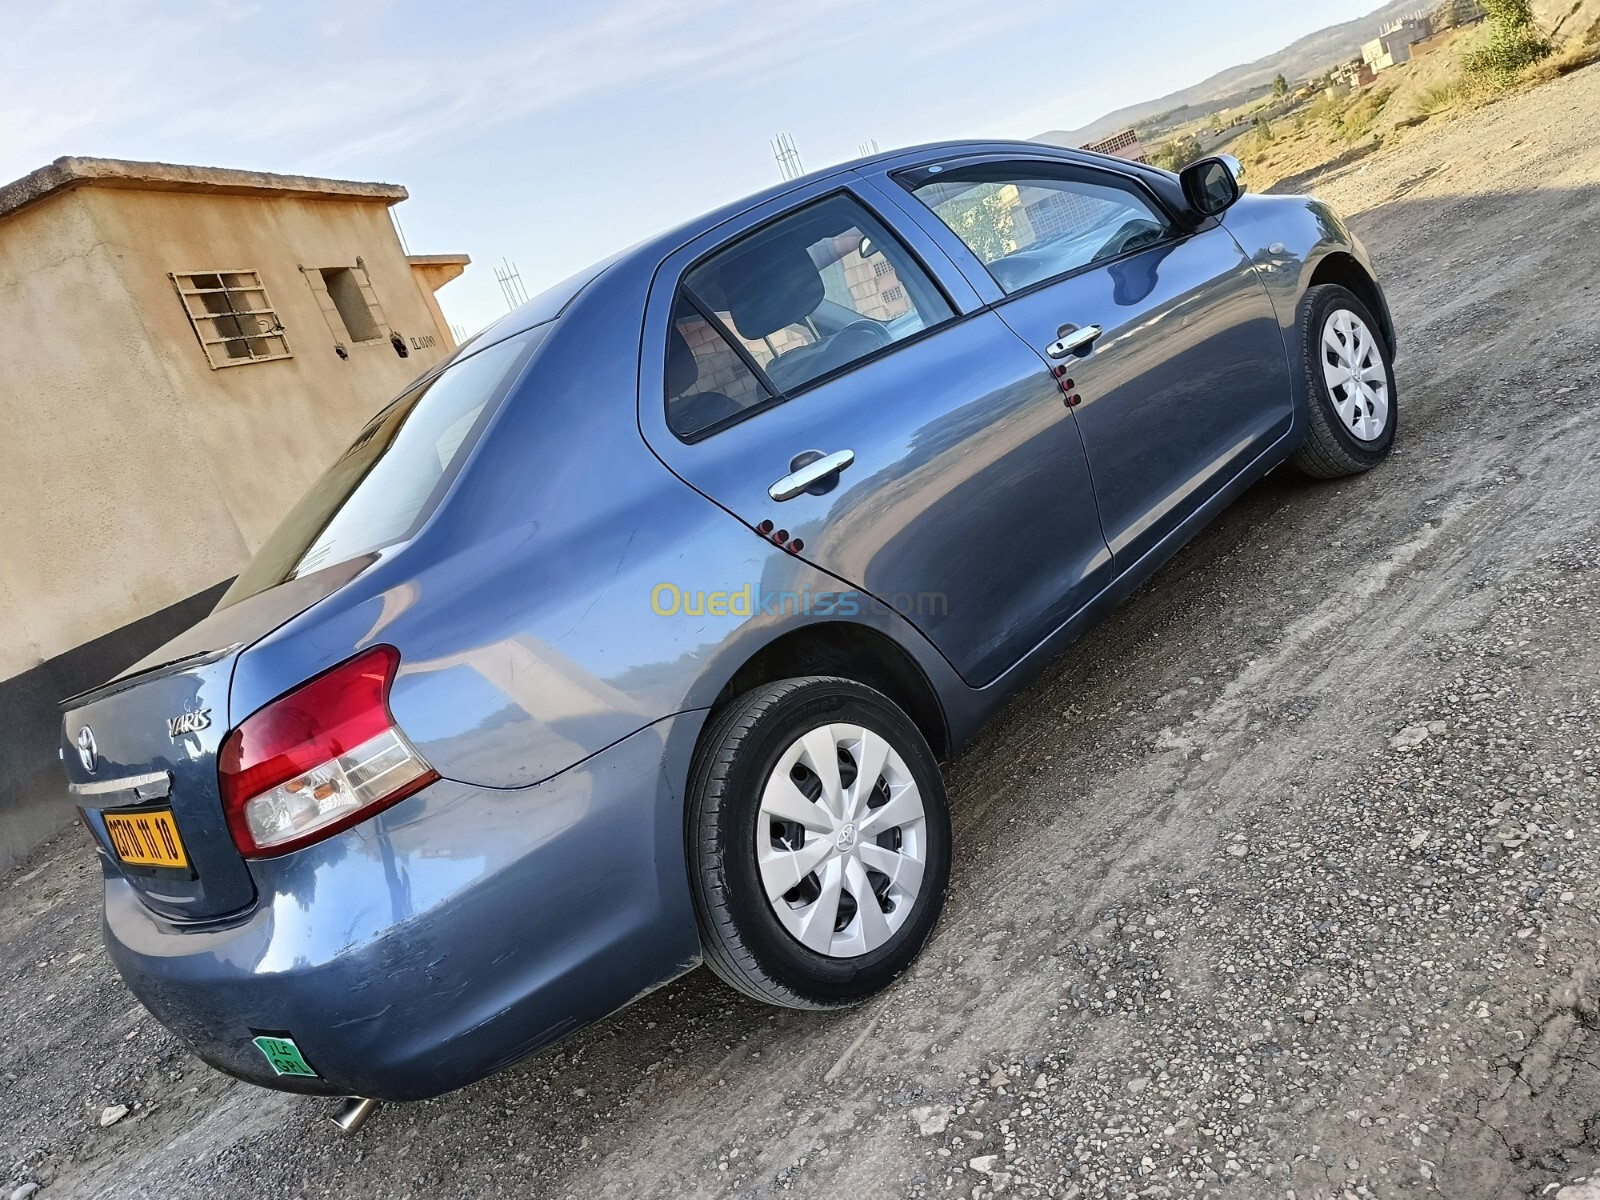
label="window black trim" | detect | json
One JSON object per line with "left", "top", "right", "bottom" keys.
{"left": 684, "top": 290, "right": 779, "bottom": 397}
{"left": 666, "top": 290, "right": 784, "bottom": 444}
{"left": 662, "top": 187, "right": 965, "bottom": 444}
{"left": 892, "top": 156, "right": 1197, "bottom": 302}
{"left": 895, "top": 153, "right": 1189, "bottom": 227}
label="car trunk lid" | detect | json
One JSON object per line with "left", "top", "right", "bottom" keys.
{"left": 60, "top": 556, "right": 377, "bottom": 921}
{"left": 64, "top": 646, "right": 251, "bottom": 920}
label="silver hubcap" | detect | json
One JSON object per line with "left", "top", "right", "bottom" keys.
{"left": 756, "top": 722, "right": 928, "bottom": 959}
{"left": 1321, "top": 308, "right": 1389, "bottom": 442}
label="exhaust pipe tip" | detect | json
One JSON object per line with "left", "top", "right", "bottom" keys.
{"left": 329, "top": 1096, "right": 382, "bottom": 1135}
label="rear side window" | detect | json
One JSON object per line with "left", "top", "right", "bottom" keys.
{"left": 220, "top": 326, "right": 542, "bottom": 606}
{"left": 905, "top": 163, "right": 1173, "bottom": 294}
{"left": 676, "top": 192, "right": 953, "bottom": 410}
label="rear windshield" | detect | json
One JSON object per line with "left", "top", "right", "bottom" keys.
{"left": 219, "top": 326, "right": 543, "bottom": 608}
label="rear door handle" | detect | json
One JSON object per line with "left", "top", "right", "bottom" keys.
{"left": 769, "top": 449, "right": 855, "bottom": 501}
{"left": 1046, "top": 325, "right": 1103, "bottom": 359}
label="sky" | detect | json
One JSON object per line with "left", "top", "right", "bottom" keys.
{"left": 1, "top": 0, "right": 1385, "bottom": 335}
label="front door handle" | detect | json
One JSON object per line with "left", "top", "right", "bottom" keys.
{"left": 1045, "top": 325, "right": 1103, "bottom": 359}
{"left": 769, "top": 449, "right": 855, "bottom": 501}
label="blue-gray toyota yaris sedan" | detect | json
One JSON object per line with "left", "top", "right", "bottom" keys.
{"left": 60, "top": 142, "right": 1396, "bottom": 1119}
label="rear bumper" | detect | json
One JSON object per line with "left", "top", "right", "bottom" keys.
{"left": 103, "top": 714, "right": 702, "bottom": 1101}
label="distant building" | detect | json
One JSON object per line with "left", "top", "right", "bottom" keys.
{"left": 1331, "top": 56, "right": 1380, "bottom": 91}
{"left": 0, "top": 156, "right": 469, "bottom": 867}
{"left": 1363, "top": 14, "right": 1434, "bottom": 72}
{"left": 1408, "top": 30, "right": 1451, "bottom": 59}
{"left": 1079, "top": 128, "right": 1150, "bottom": 164}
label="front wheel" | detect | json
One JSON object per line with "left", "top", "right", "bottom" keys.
{"left": 1291, "top": 284, "right": 1398, "bottom": 479}
{"left": 687, "top": 677, "right": 951, "bottom": 1009}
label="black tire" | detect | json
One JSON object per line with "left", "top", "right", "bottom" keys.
{"left": 1291, "top": 284, "right": 1398, "bottom": 479}
{"left": 687, "top": 676, "right": 951, "bottom": 1009}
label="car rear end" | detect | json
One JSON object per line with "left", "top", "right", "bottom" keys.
{"left": 62, "top": 620, "right": 440, "bottom": 1096}
{"left": 66, "top": 647, "right": 254, "bottom": 922}
{"left": 67, "top": 650, "right": 693, "bottom": 1100}
{"left": 59, "top": 315, "right": 703, "bottom": 1100}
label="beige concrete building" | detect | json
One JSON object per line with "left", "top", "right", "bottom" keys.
{"left": 1363, "top": 15, "right": 1434, "bottom": 72}
{"left": 0, "top": 156, "right": 468, "bottom": 867}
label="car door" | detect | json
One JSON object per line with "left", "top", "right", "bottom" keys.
{"left": 637, "top": 182, "right": 1113, "bottom": 687}
{"left": 868, "top": 153, "right": 1293, "bottom": 570}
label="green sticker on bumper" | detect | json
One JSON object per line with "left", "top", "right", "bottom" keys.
{"left": 252, "top": 1034, "right": 319, "bottom": 1078}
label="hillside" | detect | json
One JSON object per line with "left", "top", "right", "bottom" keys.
{"left": 1034, "top": 0, "right": 1422, "bottom": 145}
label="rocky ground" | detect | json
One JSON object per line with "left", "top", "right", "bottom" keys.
{"left": 5, "top": 63, "right": 1600, "bottom": 1200}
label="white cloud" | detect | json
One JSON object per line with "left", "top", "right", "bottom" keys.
{"left": 1, "top": 0, "right": 1061, "bottom": 180}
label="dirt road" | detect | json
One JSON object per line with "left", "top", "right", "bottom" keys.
{"left": 5, "top": 67, "right": 1600, "bottom": 1200}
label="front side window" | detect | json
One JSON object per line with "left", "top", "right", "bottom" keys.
{"left": 679, "top": 193, "right": 953, "bottom": 400}
{"left": 220, "top": 326, "right": 543, "bottom": 606}
{"left": 905, "top": 164, "right": 1174, "bottom": 295}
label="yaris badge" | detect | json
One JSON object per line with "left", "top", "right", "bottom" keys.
{"left": 167, "top": 708, "right": 212, "bottom": 739}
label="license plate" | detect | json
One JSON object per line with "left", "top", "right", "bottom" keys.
{"left": 104, "top": 809, "right": 190, "bottom": 869}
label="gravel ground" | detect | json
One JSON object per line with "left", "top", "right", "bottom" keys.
{"left": 5, "top": 66, "right": 1600, "bottom": 1200}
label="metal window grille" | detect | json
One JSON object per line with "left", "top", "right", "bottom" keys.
{"left": 171, "top": 270, "right": 292, "bottom": 369}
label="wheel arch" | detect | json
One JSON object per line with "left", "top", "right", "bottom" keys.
{"left": 710, "top": 621, "right": 951, "bottom": 761}
{"left": 1308, "top": 252, "right": 1394, "bottom": 354}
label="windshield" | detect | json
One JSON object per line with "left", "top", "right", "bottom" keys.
{"left": 219, "top": 326, "right": 543, "bottom": 608}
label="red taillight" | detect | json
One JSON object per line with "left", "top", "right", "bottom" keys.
{"left": 219, "top": 645, "right": 437, "bottom": 858}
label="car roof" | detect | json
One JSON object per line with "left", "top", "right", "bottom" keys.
{"left": 485, "top": 139, "right": 1139, "bottom": 339}
{"left": 643, "top": 138, "right": 1074, "bottom": 248}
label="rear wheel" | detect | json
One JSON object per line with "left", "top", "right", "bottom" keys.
{"left": 687, "top": 677, "right": 950, "bottom": 1009}
{"left": 1291, "top": 284, "right": 1397, "bottom": 479}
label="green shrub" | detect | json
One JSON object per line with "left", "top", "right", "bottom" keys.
{"left": 1336, "top": 87, "right": 1394, "bottom": 140}
{"left": 1306, "top": 93, "right": 1346, "bottom": 125}
{"left": 1151, "top": 135, "right": 1204, "bottom": 172}
{"left": 1466, "top": 26, "right": 1554, "bottom": 79}
{"left": 1465, "top": 0, "right": 1553, "bottom": 83}
{"left": 1416, "top": 78, "right": 1462, "bottom": 114}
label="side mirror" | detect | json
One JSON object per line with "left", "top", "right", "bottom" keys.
{"left": 857, "top": 234, "right": 880, "bottom": 260}
{"left": 1180, "top": 155, "right": 1243, "bottom": 218}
